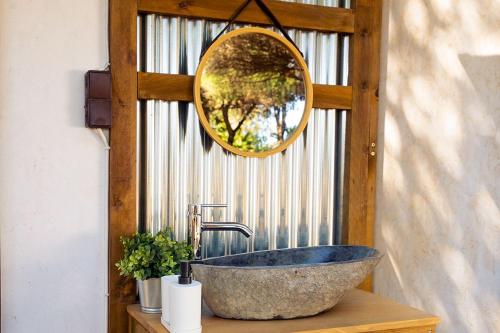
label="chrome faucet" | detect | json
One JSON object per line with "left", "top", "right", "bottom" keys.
{"left": 188, "top": 204, "right": 253, "bottom": 260}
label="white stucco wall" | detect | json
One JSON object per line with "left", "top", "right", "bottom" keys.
{"left": 0, "top": 0, "right": 108, "bottom": 332}
{"left": 375, "top": 1, "right": 500, "bottom": 332}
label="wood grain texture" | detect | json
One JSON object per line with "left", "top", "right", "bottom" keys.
{"left": 127, "top": 289, "right": 439, "bottom": 333}
{"left": 365, "top": 0, "right": 383, "bottom": 291}
{"left": 376, "top": 326, "right": 438, "bottom": 333}
{"left": 343, "top": 0, "right": 383, "bottom": 291}
{"left": 313, "top": 83, "right": 353, "bottom": 110}
{"left": 130, "top": 319, "right": 149, "bottom": 333}
{"left": 109, "top": 0, "right": 138, "bottom": 331}
{"left": 138, "top": 0, "right": 354, "bottom": 33}
{"left": 138, "top": 72, "right": 353, "bottom": 110}
{"left": 138, "top": 73, "right": 194, "bottom": 102}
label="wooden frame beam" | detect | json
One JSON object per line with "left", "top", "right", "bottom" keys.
{"left": 138, "top": 0, "right": 354, "bottom": 33}
{"left": 137, "top": 72, "right": 353, "bottom": 110}
{"left": 109, "top": 0, "right": 137, "bottom": 332}
{"left": 342, "top": 0, "right": 383, "bottom": 290}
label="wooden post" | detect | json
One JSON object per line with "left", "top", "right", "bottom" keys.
{"left": 109, "top": 0, "right": 138, "bottom": 331}
{"left": 343, "top": 0, "right": 383, "bottom": 291}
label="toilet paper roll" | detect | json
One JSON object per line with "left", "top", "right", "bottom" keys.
{"left": 161, "top": 274, "right": 179, "bottom": 328}
{"left": 169, "top": 280, "right": 202, "bottom": 333}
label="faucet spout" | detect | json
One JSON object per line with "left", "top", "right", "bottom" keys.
{"left": 202, "top": 222, "right": 253, "bottom": 238}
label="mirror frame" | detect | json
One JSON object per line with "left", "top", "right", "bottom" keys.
{"left": 193, "top": 27, "right": 313, "bottom": 158}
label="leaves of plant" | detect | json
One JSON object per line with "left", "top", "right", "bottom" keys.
{"left": 116, "top": 228, "right": 194, "bottom": 280}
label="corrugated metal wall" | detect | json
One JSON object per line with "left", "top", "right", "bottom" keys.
{"left": 138, "top": 0, "right": 350, "bottom": 258}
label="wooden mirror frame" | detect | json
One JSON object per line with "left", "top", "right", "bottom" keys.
{"left": 193, "top": 27, "right": 313, "bottom": 158}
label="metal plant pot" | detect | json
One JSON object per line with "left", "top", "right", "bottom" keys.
{"left": 137, "top": 278, "right": 162, "bottom": 313}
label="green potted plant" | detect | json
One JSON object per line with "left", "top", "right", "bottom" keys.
{"left": 116, "top": 228, "right": 193, "bottom": 313}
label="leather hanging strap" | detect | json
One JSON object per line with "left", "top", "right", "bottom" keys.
{"left": 253, "top": 0, "right": 303, "bottom": 55}
{"left": 199, "top": 0, "right": 304, "bottom": 59}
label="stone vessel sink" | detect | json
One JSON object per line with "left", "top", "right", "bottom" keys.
{"left": 191, "top": 245, "right": 382, "bottom": 320}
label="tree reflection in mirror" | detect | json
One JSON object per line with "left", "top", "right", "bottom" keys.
{"left": 194, "top": 27, "right": 312, "bottom": 157}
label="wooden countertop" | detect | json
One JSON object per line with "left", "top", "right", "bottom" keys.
{"left": 127, "top": 289, "right": 439, "bottom": 333}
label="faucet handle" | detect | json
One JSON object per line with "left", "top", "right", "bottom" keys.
{"left": 188, "top": 203, "right": 227, "bottom": 215}
{"left": 200, "top": 204, "right": 227, "bottom": 209}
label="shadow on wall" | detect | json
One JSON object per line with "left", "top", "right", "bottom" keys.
{"left": 375, "top": 1, "right": 500, "bottom": 333}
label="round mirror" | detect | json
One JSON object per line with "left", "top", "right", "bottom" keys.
{"left": 194, "top": 27, "right": 313, "bottom": 157}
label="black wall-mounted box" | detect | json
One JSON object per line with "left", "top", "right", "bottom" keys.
{"left": 85, "top": 70, "right": 111, "bottom": 128}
